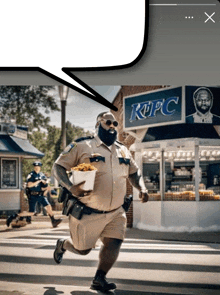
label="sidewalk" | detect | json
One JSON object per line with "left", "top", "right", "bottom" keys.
{"left": 0, "top": 211, "right": 68, "bottom": 233}
{"left": 0, "top": 212, "right": 220, "bottom": 244}
{"left": 125, "top": 227, "right": 220, "bottom": 244}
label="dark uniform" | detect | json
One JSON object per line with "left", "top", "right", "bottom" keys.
{"left": 6, "top": 161, "right": 62, "bottom": 228}
{"left": 26, "top": 170, "right": 50, "bottom": 212}
{"left": 26, "top": 161, "right": 62, "bottom": 227}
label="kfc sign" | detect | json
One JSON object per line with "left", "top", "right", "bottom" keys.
{"left": 124, "top": 87, "right": 183, "bottom": 130}
{"left": 130, "top": 97, "right": 179, "bottom": 121}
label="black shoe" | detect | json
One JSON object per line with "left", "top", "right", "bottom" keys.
{"left": 26, "top": 216, "right": 32, "bottom": 224}
{"left": 6, "top": 214, "right": 18, "bottom": 227}
{"left": 53, "top": 239, "right": 66, "bottom": 264}
{"left": 52, "top": 218, "right": 62, "bottom": 228}
{"left": 91, "top": 275, "right": 117, "bottom": 293}
{"left": 50, "top": 216, "right": 62, "bottom": 228}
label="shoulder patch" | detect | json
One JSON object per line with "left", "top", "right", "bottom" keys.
{"left": 61, "top": 142, "right": 77, "bottom": 155}
{"left": 75, "top": 136, "right": 94, "bottom": 142}
{"left": 27, "top": 174, "right": 32, "bottom": 180}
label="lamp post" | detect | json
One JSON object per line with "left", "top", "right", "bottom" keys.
{"left": 58, "top": 85, "right": 69, "bottom": 150}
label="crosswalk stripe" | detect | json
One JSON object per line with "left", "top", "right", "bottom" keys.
{"left": 1, "top": 227, "right": 220, "bottom": 295}
{"left": 0, "top": 229, "right": 220, "bottom": 255}
{"left": 0, "top": 236, "right": 220, "bottom": 252}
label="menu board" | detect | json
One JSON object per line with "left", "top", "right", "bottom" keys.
{"left": 1, "top": 159, "right": 17, "bottom": 188}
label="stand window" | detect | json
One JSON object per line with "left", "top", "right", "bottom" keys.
{"left": 1, "top": 158, "right": 18, "bottom": 188}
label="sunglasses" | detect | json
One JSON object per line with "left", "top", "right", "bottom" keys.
{"left": 100, "top": 119, "right": 118, "bottom": 127}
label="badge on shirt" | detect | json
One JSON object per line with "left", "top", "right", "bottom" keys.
{"left": 90, "top": 153, "right": 105, "bottom": 162}
{"left": 61, "top": 143, "right": 77, "bottom": 155}
{"left": 120, "top": 150, "right": 126, "bottom": 159}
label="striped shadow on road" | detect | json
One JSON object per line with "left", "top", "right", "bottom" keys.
{"left": 0, "top": 273, "right": 220, "bottom": 291}
{"left": 1, "top": 236, "right": 220, "bottom": 255}
{"left": 1, "top": 241, "right": 220, "bottom": 255}
{"left": 1, "top": 227, "right": 220, "bottom": 294}
{"left": 36, "top": 246, "right": 220, "bottom": 255}
{"left": 70, "top": 291, "right": 188, "bottom": 295}
{"left": 0, "top": 254, "right": 220, "bottom": 273}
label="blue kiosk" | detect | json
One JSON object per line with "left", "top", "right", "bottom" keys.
{"left": 0, "top": 121, "right": 44, "bottom": 215}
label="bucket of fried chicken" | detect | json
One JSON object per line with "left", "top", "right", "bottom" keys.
{"left": 71, "top": 163, "right": 97, "bottom": 191}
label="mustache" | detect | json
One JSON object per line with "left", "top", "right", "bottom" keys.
{"left": 108, "top": 128, "right": 117, "bottom": 134}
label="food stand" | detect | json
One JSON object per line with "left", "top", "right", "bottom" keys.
{"left": 124, "top": 86, "right": 220, "bottom": 231}
{"left": 0, "top": 120, "right": 44, "bottom": 215}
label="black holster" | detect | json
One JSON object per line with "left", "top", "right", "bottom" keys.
{"left": 25, "top": 188, "right": 31, "bottom": 200}
{"left": 122, "top": 195, "right": 133, "bottom": 212}
{"left": 60, "top": 187, "right": 86, "bottom": 220}
{"left": 63, "top": 197, "right": 87, "bottom": 220}
{"left": 58, "top": 187, "right": 70, "bottom": 203}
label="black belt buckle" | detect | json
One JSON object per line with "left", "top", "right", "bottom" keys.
{"left": 99, "top": 210, "right": 106, "bottom": 214}
{"left": 92, "top": 209, "right": 110, "bottom": 214}
{"left": 31, "top": 192, "right": 40, "bottom": 196}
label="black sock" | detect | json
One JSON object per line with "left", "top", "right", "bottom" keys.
{"left": 95, "top": 269, "right": 106, "bottom": 279}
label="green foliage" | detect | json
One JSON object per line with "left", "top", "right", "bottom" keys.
{"left": 0, "top": 86, "right": 93, "bottom": 183}
{"left": 22, "top": 121, "right": 93, "bottom": 181}
{"left": 22, "top": 131, "right": 48, "bottom": 180}
{"left": 66, "top": 121, "right": 92, "bottom": 145}
{"left": 0, "top": 86, "right": 59, "bottom": 131}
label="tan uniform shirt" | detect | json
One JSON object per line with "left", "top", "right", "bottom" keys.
{"left": 55, "top": 134, "right": 139, "bottom": 211}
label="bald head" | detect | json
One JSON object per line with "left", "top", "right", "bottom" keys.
{"left": 194, "top": 88, "right": 213, "bottom": 115}
{"left": 96, "top": 112, "right": 118, "bottom": 146}
{"left": 96, "top": 112, "right": 117, "bottom": 130}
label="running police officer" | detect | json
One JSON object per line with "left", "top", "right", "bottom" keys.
{"left": 52, "top": 112, "right": 149, "bottom": 293}
{"left": 27, "top": 161, "right": 62, "bottom": 227}
{"left": 6, "top": 161, "right": 62, "bottom": 228}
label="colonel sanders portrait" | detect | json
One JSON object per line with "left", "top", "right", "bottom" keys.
{"left": 186, "top": 87, "right": 220, "bottom": 124}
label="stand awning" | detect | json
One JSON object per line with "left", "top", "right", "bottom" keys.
{"left": 0, "top": 135, "right": 44, "bottom": 158}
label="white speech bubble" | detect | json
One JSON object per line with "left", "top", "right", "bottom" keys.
{"left": 0, "top": 0, "right": 147, "bottom": 109}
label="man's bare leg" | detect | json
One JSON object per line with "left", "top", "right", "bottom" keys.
{"left": 97, "top": 237, "right": 122, "bottom": 274}
{"left": 53, "top": 238, "right": 91, "bottom": 264}
{"left": 91, "top": 237, "right": 123, "bottom": 292}
{"left": 63, "top": 239, "right": 92, "bottom": 255}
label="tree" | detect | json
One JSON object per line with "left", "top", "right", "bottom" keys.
{"left": 0, "top": 86, "right": 59, "bottom": 131}
{"left": 45, "top": 125, "right": 62, "bottom": 167}
{"left": 22, "top": 121, "right": 93, "bottom": 181}
{"left": 66, "top": 121, "right": 92, "bottom": 145}
{"left": 23, "top": 127, "right": 61, "bottom": 179}
{"left": 22, "top": 130, "right": 48, "bottom": 180}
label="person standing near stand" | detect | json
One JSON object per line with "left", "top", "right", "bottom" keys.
{"left": 26, "top": 161, "right": 62, "bottom": 227}
{"left": 6, "top": 161, "right": 62, "bottom": 228}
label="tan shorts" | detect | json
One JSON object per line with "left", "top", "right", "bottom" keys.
{"left": 69, "top": 206, "right": 127, "bottom": 250}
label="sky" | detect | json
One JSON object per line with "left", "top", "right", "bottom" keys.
{"left": 47, "top": 86, "right": 121, "bottom": 133}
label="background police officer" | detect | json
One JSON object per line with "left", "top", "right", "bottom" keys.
{"left": 52, "top": 112, "right": 149, "bottom": 293}
{"left": 26, "top": 161, "right": 62, "bottom": 228}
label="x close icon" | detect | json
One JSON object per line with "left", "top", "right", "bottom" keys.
{"left": 204, "top": 12, "right": 215, "bottom": 23}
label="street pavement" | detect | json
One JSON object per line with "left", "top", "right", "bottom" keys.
{"left": 0, "top": 215, "right": 220, "bottom": 295}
